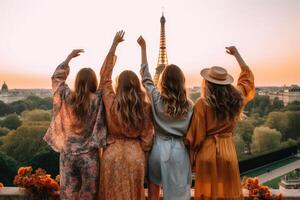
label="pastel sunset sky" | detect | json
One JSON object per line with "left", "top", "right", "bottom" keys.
{"left": 0, "top": 0, "right": 299, "bottom": 89}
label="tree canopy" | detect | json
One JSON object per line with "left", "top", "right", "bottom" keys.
{"left": 251, "top": 126, "right": 282, "bottom": 153}
{"left": 0, "top": 113, "right": 22, "bottom": 130}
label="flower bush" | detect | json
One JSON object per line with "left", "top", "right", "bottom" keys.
{"left": 13, "top": 166, "right": 59, "bottom": 200}
{"left": 242, "top": 177, "right": 283, "bottom": 200}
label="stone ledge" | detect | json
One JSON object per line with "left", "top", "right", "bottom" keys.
{"left": 0, "top": 187, "right": 299, "bottom": 200}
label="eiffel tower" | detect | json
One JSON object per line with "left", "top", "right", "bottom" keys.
{"left": 154, "top": 12, "right": 168, "bottom": 84}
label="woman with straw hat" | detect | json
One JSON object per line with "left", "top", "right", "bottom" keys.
{"left": 186, "top": 46, "right": 255, "bottom": 200}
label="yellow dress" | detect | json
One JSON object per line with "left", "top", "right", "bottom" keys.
{"left": 186, "top": 68, "right": 255, "bottom": 200}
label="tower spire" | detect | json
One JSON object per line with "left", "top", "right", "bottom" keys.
{"left": 157, "top": 12, "right": 168, "bottom": 70}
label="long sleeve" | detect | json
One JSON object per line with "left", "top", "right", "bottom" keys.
{"left": 153, "top": 64, "right": 165, "bottom": 86}
{"left": 100, "top": 52, "right": 117, "bottom": 110}
{"left": 51, "top": 62, "right": 71, "bottom": 115}
{"left": 185, "top": 99, "right": 207, "bottom": 152}
{"left": 140, "top": 63, "right": 160, "bottom": 103}
{"left": 91, "top": 92, "right": 107, "bottom": 148}
{"left": 237, "top": 68, "right": 255, "bottom": 106}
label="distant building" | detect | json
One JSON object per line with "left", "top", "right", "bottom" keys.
{"left": 157, "top": 12, "right": 168, "bottom": 69}
{"left": 153, "top": 13, "right": 169, "bottom": 84}
{"left": 279, "top": 168, "right": 300, "bottom": 198}
{"left": 280, "top": 169, "right": 300, "bottom": 189}
{"left": 0, "top": 82, "right": 52, "bottom": 104}
{"left": 257, "top": 85, "right": 300, "bottom": 106}
{"left": 1, "top": 82, "right": 8, "bottom": 93}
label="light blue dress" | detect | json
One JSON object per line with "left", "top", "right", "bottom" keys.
{"left": 140, "top": 63, "right": 193, "bottom": 200}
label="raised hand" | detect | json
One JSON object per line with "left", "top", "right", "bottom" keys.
{"left": 113, "top": 30, "right": 125, "bottom": 45}
{"left": 65, "top": 49, "right": 84, "bottom": 63}
{"left": 225, "top": 46, "right": 238, "bottom": 56}
{"left": 137, "top": 36, "right": 146, "bottom": 48}
{"left": 137, "top": 36, "right": 147, "bottom": 64}
{"left": 226, "top": 46, "right": 248, "bottom": 70}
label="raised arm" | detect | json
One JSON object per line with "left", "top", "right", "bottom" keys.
{"left": 153, "top": 64, "right": 165, "bottom": 86}
{"left": 100, "top": 31, "right": 124, "bottom": 109}
{"left": 52, "top": 49, "right": 84, "bottom": 93}
{"left": 226, "top": 46, "right": 249, "bottom": 71}
{"left": 138, "top": 36, "right": 160, "bottom": 102}
{"left": 51, "top": 49, "right": 83, "bottom": 114}
{"left": 226, "top": 46, "right": 255, "bottom": 104}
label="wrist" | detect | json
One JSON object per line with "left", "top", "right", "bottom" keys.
{"left": 64, "top": 57, "right": 71, "bottom": 64}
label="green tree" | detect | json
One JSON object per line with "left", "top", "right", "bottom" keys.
{"left": 0, "top": 152, "right": 18, "bottom": 186}
{"left": 233, "top": 134, "right": 246, "bottom": 158}
{"left": 0, "top": 127, "right": 10, "bottom": 137}
{"left": 280, "top": 138, "right": 297, "bottom": 148}
{"left": 39, "top": 97, "right": 53, "bottom": 110}
{"left": 0, "top": 113, "right": 22, "bottom": 130}
{"left": 285, "top": 101, "right": 300, "bottom": 111}
{"left": 9, "top": 100, "right": 28, "bottom": 115}
{"left": 23, "top": 96, "right": 53, "bottom": 110}
{"left": 0, "top": 109, "right": 50, "bottom": 163}
{"left": 24, "top": 96, "right": 43, "bottom": 110}
{"left": 0, "top": 124, "right": 49, "bottom": 163}
{"left": 245, "top": 95, "right": 271, "bottom": 116}
{"left": 248, "top": 113, "right": 265, "bottom": 127}
{"left": 265, "top": 112, "right": 289, "bottom": 136}
{"left": 21, "top": 109, "right": 51, "bottom": 122}
{"left": 29, "top": 148, "right": 59, "bottom": 178}
{"left": 0, "top": 100, "right": 13, "bottom": 116}
{"left": 285, "top": 111, "right": 300, "bottom": 139}
{"left": 8, "top": 96, "right": 53, "bottom": 114}
{"left": 271, "top": 97, "right": 284, "bottom": 111}
{"left": 234, "top": 120, "right": 254, "bottom": 154}
{"left": 251, "top": 126, "right": 282, "bottom": 153}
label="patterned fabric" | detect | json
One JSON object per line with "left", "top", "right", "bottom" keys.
{"left": 99, "top": 52, "right": 154, "bottom": 200}
{"left": 43, "top": 61, "right": 107, "bottom": 155}
{"left": 186, "top": 68, "right": 255, "bottom": 200}
{"left": 140, "top": 63, "right": 193, "bottom": 200}
{"left": 60, "top": 150, "right": 99, "bottom": 200}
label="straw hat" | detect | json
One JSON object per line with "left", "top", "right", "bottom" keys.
{"left": 200, "top": 66, "right": 234, "bottom": 85}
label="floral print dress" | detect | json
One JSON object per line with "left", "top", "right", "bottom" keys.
{"left": 44, "top": 61, "right": 107, "bottom": 200}
{"left": 99, "top": 52, "right": 154, "bottom": 200}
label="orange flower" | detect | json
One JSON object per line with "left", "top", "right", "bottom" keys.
{"left": 253, "top": 177, "right": 259, "bottom": 185}
{"left": 18, "top": 166, "right": 32, "bottom": 176}
{"left": 0, "top": 182, "right": 4, "bottom": 189}
{"left": 14, "top": 167, "right": 60, "bottom": 199}
{"left": 248, "top": 190, "right": 253, "bottom": 197}
{"left": 253, "top": 197, "right": 259, "bottom": 200}
{"left": 260, "top": 185, "right": 269, "bottom": 191}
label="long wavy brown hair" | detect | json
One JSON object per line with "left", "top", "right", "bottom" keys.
{"left": 159, "top": 64, "right": 190, "bottom": 118}
{"left": 69, "top": 68, "right": 98, "bottom": 121}
{"left": 111, "top": 70, "right": 149, "bottom": 131}
{"left": 203, "top": 80, "right": 243, "bottom": 122}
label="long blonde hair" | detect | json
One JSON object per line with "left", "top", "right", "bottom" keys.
{"left": 111, "top": 70, "right": 149, "bottom": 131}
{"left": 160, "top": 64, "right": 190, "bottom": 118}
